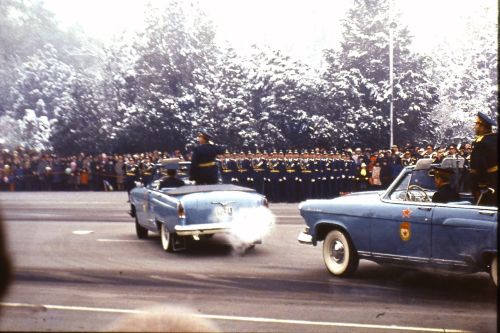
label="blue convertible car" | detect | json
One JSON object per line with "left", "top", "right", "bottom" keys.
{"left": 298, "top": 159, "right": 497, "bottom": 286}
{"left": 129, "top": 159, "right": 272, "bottom": 252}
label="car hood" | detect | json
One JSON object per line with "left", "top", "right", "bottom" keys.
{"left": 299, "top": 191, "right": 382, "bottom": 216}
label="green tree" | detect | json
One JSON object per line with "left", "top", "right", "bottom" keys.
{"left": 9, "top": 44, "right": 75, "bottom": 121}
{"left": 429, "top": 2, "right": 497, "bottom": 144}
{"left": 323, "top": 0, "right": 438, "bottom": 148}
{"left": 246, "top": 47, "right": 320, "bottom": 150}
{"left": 50, "top": 72, "right": 105, "bottom": 154}
{"left": 0, "top": 0, "right": 83, "bottom": 115}
{"left": 119, "top": 1, "right": 219, "bottom": 152}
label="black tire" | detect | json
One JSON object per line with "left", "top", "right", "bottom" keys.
{"left": 160, "top": 223, "right": 174, "bottom": 252}
{"left": 490, "top": 256, "right": 497, "bottom": 287}
{"left": 322, "top": 229, "right": 359, "bottom": 277}
{"left": 135, "top": 215, "right": 148, "bottom": 239}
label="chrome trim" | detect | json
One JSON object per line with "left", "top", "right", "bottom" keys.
{"left": 430, "top": 258, "right": 469, "bottom": 267}
{"left": 372, "top": 252, "right": 429, "bottom": 263}
{"left": 357, "top": 251, "right": 371, "bottom": 257}
{"left": 297, "top": 231, "right": 313, "bottom": 244}
{"left": 371, "top": 252, "right": 468, "bottom": 267}
{"left": 174, "top": 222, "right": 232, "bottom": 236}
{"left": 211, "top": 201, "right": 235, "bottom": 206}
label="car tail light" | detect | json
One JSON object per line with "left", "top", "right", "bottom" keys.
{"left": 177, "top": 202, "right": 185, "bottom": 218}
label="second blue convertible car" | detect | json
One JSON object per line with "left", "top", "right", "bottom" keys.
{"left": 298, "top": 159, "right": 497, "bottom": 286}
{"left": 129, "top": 159, "right": 272, "bottom": 252}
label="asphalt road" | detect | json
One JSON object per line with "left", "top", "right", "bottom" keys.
{"left": 0, "top": 192, "right": 497, "bottom": 332}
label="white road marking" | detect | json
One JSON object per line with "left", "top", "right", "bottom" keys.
{"left": 0, "top": 302, "right": 469, "bottom": 332}
{"left": 72, "top": 230, "right": 94, "bottom": 235}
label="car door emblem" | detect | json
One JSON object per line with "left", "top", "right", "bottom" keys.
{"left": 402, "top": 208, "right": 412, "bottom": 218}
{"left": 400, "top": 222, "right": 411, "bottom": 241}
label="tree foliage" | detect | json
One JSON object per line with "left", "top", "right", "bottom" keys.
{"left": 322, "top": 0, "right": 439, "bottom": 148}
{"left": 429, "top": 3, "right": 497, "bottom": 144}
{"left": 0, "top": 0, "right": 495, "bottom": 154}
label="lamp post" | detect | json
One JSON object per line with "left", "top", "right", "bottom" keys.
{"left": 389, "top": 21, "right": 396, "bottom": 148}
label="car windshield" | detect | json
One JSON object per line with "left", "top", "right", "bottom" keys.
{"left": 388, "top": 165, "right": 473, "bottom": 203}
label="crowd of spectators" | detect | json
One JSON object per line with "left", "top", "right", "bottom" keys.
{"left": 0, "top": 143, "right": 472, "bottom": 202}
{"left": 0, "top": 148, "right": 182, "bottom": 192}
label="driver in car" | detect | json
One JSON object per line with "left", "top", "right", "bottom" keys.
{"left": 159, "top": 169, "right": 185, "bottom": 188}
{"left": 431, "top": 166, "right": 460, "bottom": 203}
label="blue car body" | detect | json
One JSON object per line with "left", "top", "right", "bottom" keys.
{"left": 130, "top": 160, "right": 269, "bottom": 251}
{"left": 298, "top": 159, "right": 498, "bottom": 285}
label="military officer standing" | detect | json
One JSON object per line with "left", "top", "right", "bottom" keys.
{"left": 470, "top": 112, "right": 497, "bottom": 206}
{"left": 189, "top": 130, "right": 225, "bottom": 185}
{"left": 227, "top": 152, "right": 239, "bottom": 185}
{"left": 252, "top": 150, "right": 266, "bottom": 194}
{"left": 267, "top": 151, "right": 282, "bottom": 202}
{"left": 300, "top": 151, "right": 314, "bottom": 200}
{"left": 125, "top": 156, "right": 139, "bottom": 201}
{"left": 220, "top": 150, "right": 232, "bottom": 184}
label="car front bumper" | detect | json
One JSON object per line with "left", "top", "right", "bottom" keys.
{"left": 297, "top": 229, "right": 313, "bottom": 244}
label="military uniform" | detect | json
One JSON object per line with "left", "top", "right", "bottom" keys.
{"left": 268, "top": 157, "right": 282, "bottom": 202}
{"left": 220, "top": 153, "right": 232, "bottom": 184}
{"left": 301, "top": 153, "right": 314, "bottom": 200}
{"left": 227, "top": 154, "right": 239, "bottom": 185}
{"left": 470, "top": 132, "right": 497, "bottom": 205}
{"left": 432, "top": 183, "right": 460, "bottom": 203}
{"left": 431, "top": 166, "right": 461, "bottom": 203}
{"left": 236, "top": 154, "right": 249, "bottom": 187}
{"left": 125, "top": 160, "right": 139, "bottom": 198}
{"left": 159, "top": 175, "right": 185, "bottom": 188}
{"left": 241, "top": 153, "right": 253, "bottom": 189}
{"left": 189, "top": 131, "right": 225, "bottom": 185}
{"left": 252, "top": 154, "right": 266, "bottom": 194}
{"left": 284, "top": 153, "right": 297, "bottom": 202}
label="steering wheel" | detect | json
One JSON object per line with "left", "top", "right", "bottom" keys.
{"left": 406, "top": 184, "right": 431, "bottom": 202}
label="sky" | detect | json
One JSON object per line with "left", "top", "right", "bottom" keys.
{"left": 43, "top": 0, "right": 497, "bottom": 68}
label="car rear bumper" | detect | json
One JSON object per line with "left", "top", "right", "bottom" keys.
{"left": 174, "top": 222, "right": 232, "bottom": 236}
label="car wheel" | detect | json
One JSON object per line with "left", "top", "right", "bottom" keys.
{"left": 160, "top": 223, "right": 174, "bottom": 252}
{"left": 135, "top": 215, "right": 148, "bottom": 239}
{"left": 491, "top": 256, "right": 498, "bottom": 287}
{"left": 323, "top": 229, "right": 359, "bottom": 277}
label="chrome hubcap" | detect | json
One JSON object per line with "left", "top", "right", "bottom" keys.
{"left": 331, "top": 240, "right": 345, "bottom": 264}
{"left": 162, "top": 225, "right": 169, "bottom": 247}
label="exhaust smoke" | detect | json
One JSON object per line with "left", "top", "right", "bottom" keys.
{"left": 224, "top": 206, "right": 275, "bottom": 252}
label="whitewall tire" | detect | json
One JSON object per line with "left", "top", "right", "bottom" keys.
{"left": 135, "top": 215, "right": 148, "bottom": 239}
{"left": 323, "top": 229, "right": 359, "bottom": 277}
{"left": 160, "top": 223, "right": 174, "bottom": 252}
{"left": 490, "top": 256, "right": 497, "bottom": 287}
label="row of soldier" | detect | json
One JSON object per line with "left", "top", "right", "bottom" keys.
{"left": 219, "top": 150, "right": 360, "bottom": 202}
{"left": 1, "top": 144, "right": 470, "bottom": 203}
